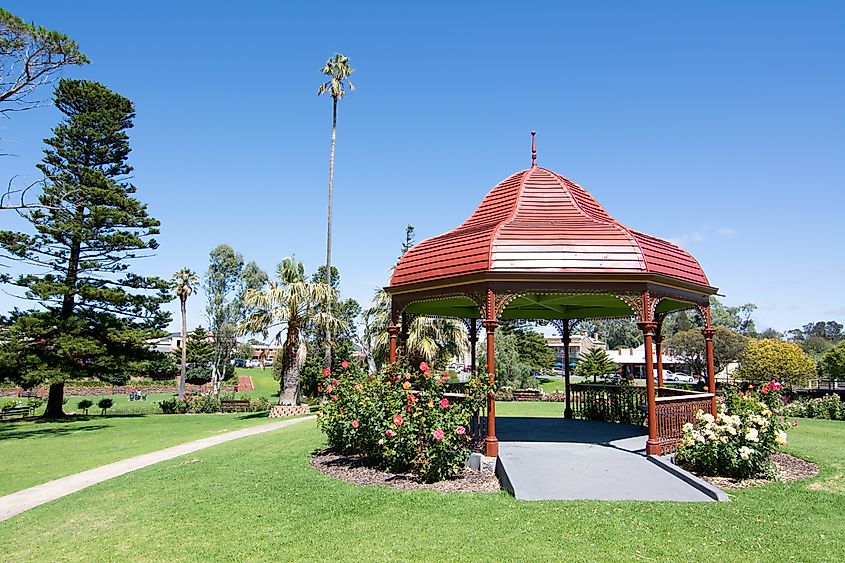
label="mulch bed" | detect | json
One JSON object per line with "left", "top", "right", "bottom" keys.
{"left": 698, "top": 452, "right": 819, "bottom": 490}
{"left": 310, "top": 449, "right": 501, "bottom": 493}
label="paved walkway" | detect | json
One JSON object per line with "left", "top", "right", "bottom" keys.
{"left": 237, "top": 375, "right": 255, "bottom": 391}
{"left": 495, "top": 417, "right": 715, "bottom": 502}
{"left": 0, "top": 415, "right": 313, "bottom": 522}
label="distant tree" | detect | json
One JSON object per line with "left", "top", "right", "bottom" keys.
{"left": 204, "top": 246, "right": 267, "bottom": 394}
{"left": 399, "top": 225, "right": 415, "bottom": 258}
{"left": 710, "top": 297, "right": 757, "bottom": 335}
{"left": 665, "top": 326, "right": 749, "bottom": 376}
{"left": 801, "top": 320, "right": 844, "bottom": 342}
{"left": 660, "top": 310, "right": 701, "bottom": 338}
{"left": 240, "top": 257, "right": 340, "bottom": 406}
{"left": 0, "top": 80, "right": 169, "bottom": 417}
{"left": 317, "top": 53, "right": 355, "bottom": 370}
{"left": 802, "top": 336, "right": 835, "bottom": 362}
{"left": 502, "top": 326, "right": 555, "bottom": 373}
{"left": 235, "top": 342, "right": 254, "bottom": 361}
{"left": 736, "top": 339, "right": 815, "bottom": 386}
{"left": 575, "top": 347, "right": 618, "bottom": 383}
{"left": 819, "top": 342, "right": 845, "bottom": 380}
{"left": 581, "top": 318, "right": 643, "bottom": 350}
{"left": 182, "top": 326, "right": 213, "bottom": 364}
{"left": 758, "top": 327, "right": 783, "bottom": 340}
{"left": 478, "top": 331, "right": 534, "bottom": 389}
{"left": 171, "top": 268, "right": 197, "bottom": 400}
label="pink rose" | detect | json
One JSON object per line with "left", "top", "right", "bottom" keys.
{"left": 331, "top": 395, "right": 338, "bottom": 402}
{"left": 432, "top": 429, "right": 444, "bottom": 441}
{"left": 406, "top": 405, "right": 413, "bottom": 413}
{"left": 326, "top": 384, "right": 333, "bottom": 393}
{"left": 331, "top": 378, "right": 339, "bottom": 386}
{"left": 393, "top": 414, "right": 404, "bottom": 426}
{"left": 405, "top": 373, "right": 411, "bottom": 381}
{"left": 439, "top": 398, "right": 449, "bottom": 409}
{"left": 341, "top": 360, "right": 349, "bottom": 369}
{"left": 420, "top": 361, "right": 429, "bottom": 372}
{"left": 456, "top": 425, "right": 466, "bottom": 435}
{"left": 351, "top": 419, "right": 359, "bottom": 429}
{"left": 386, "top": 429, "right": 396, "bottom": 437}
{"left": 323, "top": 368, "right": 331, "bottom": 376}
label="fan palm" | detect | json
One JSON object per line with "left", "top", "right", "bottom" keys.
{"left": 240, "top": 258, "right": 341, "bottom": 406}
{"left": 317, "top": 53, "right": 354, "bottom": 370}
{"left": 363, "top": 289, "right": 468, "bottom": 370}
{"left": 171, "top": 268, "right": 198, "bottom": 400}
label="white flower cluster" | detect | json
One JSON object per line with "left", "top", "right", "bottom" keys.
{"left": 679, "top": 406, "right": 787, "bottom": 453}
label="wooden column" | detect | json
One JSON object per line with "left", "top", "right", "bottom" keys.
{"left": 702, "top": 326, "right": 717, "bottom": 416}
{"left": 563, "top": 321, "right": 573, "bottom": 419}
{"left": 388, "top": 307, "right": 399, "bottom": 364}
{"left": 483, "top": 317, "right": 499, "bottom": 457}
{"left": 639, "top": 320, "right": 660, "bottom": 455}
{"left": 468, "top": 318, "right": 478, "bottom": 374}
{"left": 655, "top": 332, "right": 665, "bottom": 388}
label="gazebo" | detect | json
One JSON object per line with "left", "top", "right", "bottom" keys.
{"left": 385, "top": 133, "right": 718, "bottom": 458}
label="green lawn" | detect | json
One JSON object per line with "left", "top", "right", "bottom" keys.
{"left": 235, "top": 366, "right": 280, "bottom": 399}
{"left": 0, "top": 413, "right": 272, "bottom": 496}
{"left": 0, "top": 415, "right": 842, "bottom": 561}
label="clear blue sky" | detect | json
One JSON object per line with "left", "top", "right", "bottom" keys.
{"left": 2, "top": 1, "right": 843, "bottom": 335}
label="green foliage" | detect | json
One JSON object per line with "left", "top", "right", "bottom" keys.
{"left": 76, "top": 399, "right": 93, "bottom": 414}
{"left": 0, "top": 79, "right": 170, "bottom": 416}
{"left": 158, "top": 394, "right": 221, "bottom": 414}
{"left": 676, "top": 386, "right": 789, "bottom": 479}
{"left": 318, "top": 362, "right": 488, "bottom": 482}
{"left": 97, "top": 398, "right": 113, "bottom": 414}
{"left": 574, "top": 347, "right": 617, "bottom": 381}
{"left": 736, "top": 339, "right": 816, "bottom": 386}
{"left": 710, "top": 297, "right": 758, "bottom": 335}
{"left": 665, "top": 326, "right": 748, "bottom": 375}
{"left": 0, "top": 399, "right": 18, "bottom": 411}
{"left": 0, "top": 9, "right": 89, "bottom": 116}
{"left": 235, "top": 342, "right": 255, "bottom": 361}
{"left": 508, "top": 327, "right": 556, "bottom": 373}
{"left": 782, "top": 394, "right": 844, "bottom": 420}
{"left": 819, "top": 341, "right": 845, "bottom": 379}
{"left": 580, "top": 318, "right": 643, "bottom": 349}
{"left": 249, "top": 396, "right": 271, "bottom": 412}
{"left": 479, "top": 331, "right": 535, "bottom": 389}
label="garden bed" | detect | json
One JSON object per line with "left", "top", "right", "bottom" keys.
{"left": 695, "top": 452, "right": 818, "bottom": 490}
{"left": 311, "top": 448, "right": 500, "bottom": 493}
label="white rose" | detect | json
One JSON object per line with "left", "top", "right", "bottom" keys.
{"left": 745, "top": 428, "right": 759, "bottom": 442}
{"left": 775, "top": 430, "right": 787, "bottom": 446}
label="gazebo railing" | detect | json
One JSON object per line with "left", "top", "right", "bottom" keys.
{"left": 570, "top": 383, "right": 713, "bottom": 453}
{"left": 654, "top": 393, "right": 714, "bottom": 453}
{"left": 570, "top": 384, "right": 647, "bottom": 426}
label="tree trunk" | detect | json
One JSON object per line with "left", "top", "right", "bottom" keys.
{"left": 323, "top": 97, "right": 337, "bottom": 370}
{"left": 279, "top": 324, "right": 303, "bottom": 406}
{"left": 44, "top": 382, "right": 65, "bottom": 418}
{"left": 179, "top": 297, "right": 187, "bottom": 400}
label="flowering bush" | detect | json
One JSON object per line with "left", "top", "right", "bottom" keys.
{"left": 317, "top": 360, "right": 489, "bottom": 482}
{"left": 782, "top": 394, "right": 844, "bottom": 420}
{"left": 675, "top": 382, "right": 791, "bottom": 479}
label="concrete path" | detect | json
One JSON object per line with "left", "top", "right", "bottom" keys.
{"left": 0, "top": 415, "right": 314, "bottom": 522}
{"left": 495, "top": 417, "right": 714, "bottom": 502}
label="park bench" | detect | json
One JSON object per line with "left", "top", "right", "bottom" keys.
{"left": 221, "top": 399, "right": 251, "bottom": 413}
{"left": 512, "top": 389, "right": 542, "bottom": 401}
{"left": 0, "top": 406, "right": 31, "bottom": 420}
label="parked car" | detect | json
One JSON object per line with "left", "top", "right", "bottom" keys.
{"left": 233, "top": 358, "right": 247, "bottom": 368}
{"left": 665, "top": 371, "right": 696, "bottom": 384}
{"left": 247, "top": 358, "right": 260, "bottom": 368}
{"left": 264, "top": 357, "right": 273, "bottom": 367}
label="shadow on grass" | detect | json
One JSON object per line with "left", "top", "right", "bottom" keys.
{"left": 0, "top": 421, "right": 113, "bottom": 441}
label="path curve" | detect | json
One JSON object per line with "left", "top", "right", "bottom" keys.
{"left": 0, "top": 415, "right": 314, "bottom": 522}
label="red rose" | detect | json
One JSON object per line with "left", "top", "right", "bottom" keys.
{"left": 419, "top": 361, "right": 429, "bottom": 372}
{"left": 341, "top": 360, "right": 349, "bottom": 369}
{"left": 331, "top": 378, "right": 339, "bottom": 386}
{"left": 439, "top": 398, "right": 449, "bottom": 409}
{"left": 326, "top": 384, "right": 333, "bottom": 393}
{"left": 393, "top": 414, "right": 403, "bottom": 426}
{"left": 323, "top": 368, "right": 331, "bottom": 376}
{"left": 351, "top": 419, "right": 359, "bottom": 429}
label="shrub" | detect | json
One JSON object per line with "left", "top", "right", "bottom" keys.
{"left": 1, "top": 399, "right": 18, "bottom": 411}
{"left": 250, "top": 396, "right": 271, "bottom": 412}
{"left": 159, "top": 397, "right": 190, "bottom": 414}
{"left": 676, "top": 382, "right": 791, "bottom": 479}
{"left": 317, "top": 360, "right": 489, "bottom": 483}
{"left": 736, "top": 339, "right": 816, "bottom": 387}
{"left": 190, "top": 394, "right": 221, "bottom": 413}
{"left": 97, "top": 398, "right": 113, "bottom": 415}
{"left": 27, "top": 397, "right": 43, "bottom": 411}
{"left": 784, "top": 394, "right": 843, "bottom": 420}
{"left": 76, "top": 399, "right": 93, "bottom": 414}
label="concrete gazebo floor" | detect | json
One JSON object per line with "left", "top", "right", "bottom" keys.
{"left": 491, "top": 417, "right": 718, "bottom": 502}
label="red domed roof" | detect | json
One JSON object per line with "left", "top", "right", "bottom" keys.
{"left": 391, "top": 166, "right": 710, "bottom": 289}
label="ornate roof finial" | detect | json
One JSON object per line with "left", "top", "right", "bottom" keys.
{"left": 531, "top": 130, "right": 537, "bottom": 167}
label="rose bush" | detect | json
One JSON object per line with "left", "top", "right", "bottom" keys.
{"left": 317, "top": 360, "right": 489, "bottom": 482}
{"left": 675, "top": 381, "right": 792, "bottom": 479}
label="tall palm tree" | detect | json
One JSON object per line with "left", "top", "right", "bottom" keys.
{"left": 317, "top": 53, "right": 354, "bottom": 370}
{"left": 171, "top": 268, "right": 198, "bottom": 400}
{"left": 363, "top": 288, "right": 468, "bottom": 370}
{"left": 240, "top": 258, "right": 341, "bottom": 406}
